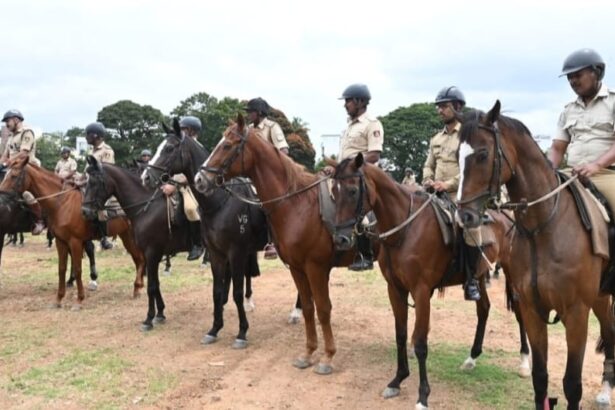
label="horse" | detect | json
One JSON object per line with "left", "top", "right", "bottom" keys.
{"left": 0, "top": 154, "right": 146, "bottom": 308}
{"left": 194, "top": 114, "right": 382, "bottom": 374}
{"left": 455, "top": 101, "right": 615, "bottom": 409}
{"left": 143, "top": 119, "right": 270, "bottom": 347}
{"left": 332, "top": 154, "right": 528, "bottom": 408}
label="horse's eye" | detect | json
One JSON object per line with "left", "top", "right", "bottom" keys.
{"left": 222, "top": 142, "right": 232, "bottom": 151}
{"left": 348, "top": 186, "right": 358, "bottom": 196}
{"left": 476, "top": 149, "right": 488, "bottom": 163}
{"left": 164, "top": 145, "right": 174, "bottom": 153}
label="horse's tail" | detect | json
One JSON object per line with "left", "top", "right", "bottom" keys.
{"left": 597, "top": 336, "right": 607, "bottom": 354}
{"left": 247, "top": 252, "right": 260, "bottom": 278}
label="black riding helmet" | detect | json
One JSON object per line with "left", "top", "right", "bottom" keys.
{"left": 339, "top": 84, "right": 371, "bottom": 102}
{"left": 435, "top": 86, "right": 466, "bottom": 106}
{"left": 245, "top": 98, "right": 271, "bottom": 116}
{"left": 560, "top": 48, "right": 605, "bottom": 80}
{"left": 2, "top": 109, "right": 24, "bottom": 122}
{"left": 85, "top": 122, "right": 106, "bottom": 138}
{"left": 179, "top": 116, "right": 202, "bottom": 132}
{"left": 60, "top": 146, "right": 71, "bottom": 154}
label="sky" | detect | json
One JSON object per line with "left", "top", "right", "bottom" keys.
{"left": 2, "top": 0, "right": 613, "bottom": 158}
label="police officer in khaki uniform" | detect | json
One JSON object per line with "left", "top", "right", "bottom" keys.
{"left": 423, "top": 87, "right": 482, "bottom": 301}
{"left": 55, "top": 146, "right": 78, "bottom": 183}
{"left": 160, "top": 116, "right": 205, "bottom": 261}
{"left": 327, "top": 83, "right": 383, "bottom": 271}
{"left": 83, "top": 122, "right": 115, "bottom": 250}
{"left": 245, "top": 97, "right": 290, "bottom": 259}
{"left": 402, "top": 168, "right": 418, "bottom": 188}
{"left": 549, "top": 48, "right": 615, "bottom": 214}
{"left": 0, "top": 109, "right": 45, "bottom": 235}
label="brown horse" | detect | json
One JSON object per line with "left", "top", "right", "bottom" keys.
{"left": 194, "top": 114, "right": 371, "bottom": 375}
{"left": 0, "top": 154, "right": 146, "bottom": 308}
{"left": 332, "top": 154, "right": 527, "bottom": 408}
{"left": 456, "top": 101, "right": 615, "bottom": 409}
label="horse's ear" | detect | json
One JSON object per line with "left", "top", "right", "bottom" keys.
{"left": 485, "top": 100, "right": 501, "bottom": 125}
{"left": 237, "top": 113, "right": 245, "bottom": 131}
{"left": 354, "top": 153, "right": 364, "bottom": 169}
{"left": 162, "top": 122, "right": 171, "bottom": 134}
{"left": 173, "top": 117, "right": 181, "bottom": 136}
{"left": 86, "top": 155, "right": 95, "bottom": 166}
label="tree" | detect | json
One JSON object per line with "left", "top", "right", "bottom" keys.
{"left": 380, "top": 103, "right": 442, "bottom": 182}
{"left": 97, "top": 100, "right": 166, "bottom": 166}
{"left": 63, "top": 126, "right": 84, "bottom": 147}
{"left": 37, "top": 132, "right": 63, "bottom": 169}
{"left": 171, "top": 93, "right": 244, "bottom": 151}
{"left": 269, "top": 109, "right": 315, "bottom": 171}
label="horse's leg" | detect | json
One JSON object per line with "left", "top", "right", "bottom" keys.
{"left": 306, "top": 264, "right": 336, "bottom": 375}
{"left": 461, "top": 277, "right": 490, "bottom": 371}
{"left": 560, "top": 305, "right": 590, "bottom": 410}
{"left": 412, "top": 285, "right": 432, "bottom": 409}
{"left": 288, "top": 292, "right": 302, "bottom": 325}
{"left": 244, "top": 273, "right": 254, "bottom": 312}
{"left": 163, "top": 254, "right": 171, "bottom": 276}
{"left": 54, "top": 239, "right": 69, "bottom": 307}
{"left": 509, "top": 280, "right": 531, "bottom": 378}
{"left": 84, "top": 240, "right": 97, "bottom": 281}
{"left": 118, "top": 229, "right": 145, "bottom": 298}
{"left": 68, "top": 239, "right": 85, "bottom": 310}
{"left": 202, "top": 256, "right": 227, "bottom": 345}
{"left": 592, "top": 295, "right": 615, "bottom": 406}
{"left": 382, "top": 282, "right": 410, "bottom": 399}
{"left": 289, "top": 267, "right": 317, "bottom": 369}
{"left": 521, "top": 304, "right": 550, "bottom": 409}
{"left": 18, "top": 232, "right": 24, "bottom": 246}
{"left": 141, "top": 249, "right": 163, "bottom": 331}
{"left": 229, "top": 255, "right": 249, "bottom": 349}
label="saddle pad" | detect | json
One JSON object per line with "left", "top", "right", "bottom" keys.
{"left": 318, "top": 179, "right": 336, "bottom": 236}
{"left": 572, "top": 178, "right": 609, "bottom": 259}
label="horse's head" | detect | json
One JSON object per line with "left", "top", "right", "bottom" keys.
{"left": 82, "top": 155, "right": 111, "bottom": 220}
{"left": 195, "top": 113, "right": 254, "bottom": 196}
{"left": 143, "top": 118, "right": 184, "bottom": 188}
{"left": 456, "top": 100, "right": 516, "bottom": 228}
{"left": 0, "top": 153, "right": 30, "bottom": 194}
{"left": 331, "top": 154, "right": 373, "bottom": 251}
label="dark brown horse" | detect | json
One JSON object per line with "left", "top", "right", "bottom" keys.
{"left": 195, "top": 114, "right": 374, "bottom": 374}
{"left": 332, "top": 154, "right": 527, "bottom": 408}
{"left": 456, "top": 101, "right": 615, "bottom": 409}
{"left": 0, "top": 154, "right": 146, "bottom": 308}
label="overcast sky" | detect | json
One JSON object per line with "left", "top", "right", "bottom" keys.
{"left": 2, "top": 0, "right": 613, "bottom": 157}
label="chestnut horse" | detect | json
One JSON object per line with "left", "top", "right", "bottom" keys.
{"left": 332, "top": 154, "right": 527, "bottom": 408}
{"left": 456, "top": 101, "right": 615, "bottom": 409}
{"left": 195, "top": 114, "right": 374, "bottom": 374}
{"left": 0, "top": 154, "right": 145, "bottom": 308}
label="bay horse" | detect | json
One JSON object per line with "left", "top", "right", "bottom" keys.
{"left": 456, "top": 101, "right": 615, "bottom": 409}
{"left": 332, "top": 154, "right": 527, "bottom": 408}
{"left": 194, "top": 114, "right": 377, "bottom": 374}
{"left": 144, "top": 119, "right": 269, "bottom": 347}
{"left": 0, "top": 154, "right": 145, "bottom": 308}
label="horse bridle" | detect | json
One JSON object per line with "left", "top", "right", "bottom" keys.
{"left": 456, "top": 122, "right": 515, "bottom": 211}
{"left": 200, "top": 127, "right": 248, "bottom": 186}
{"left": 147, "top": 134, "right": 188, "bottom": 186}
{"left": 333, "top": 169, "right": 369, "bottom": 236}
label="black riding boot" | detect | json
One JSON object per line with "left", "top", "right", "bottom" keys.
{"left": 349, "top": 234, "right": 374, "bottom": 271}
{"left": 187, "top": 221, "right": 204, "bottom": 261}
{"left": 463, "top": 244, "right": 481, "bottom": 301}
{"left": 97, "top": 220, "right": 113, "bottom": 250}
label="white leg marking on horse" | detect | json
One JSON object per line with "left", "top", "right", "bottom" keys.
{"left": 88, "top": 280, "right": 98, "bottom": 291}
{"left": 460, "top": 356, "right": 476, "bottom": 371}
{"left": 288, "top": 307, "right": 302, "bottom": 324}
{"left": 244, "top": 296, "right": 255, "bottom": 312}
{"left": 596, "top": 380, "right": 612, "bottom": 405}
{"left": 518, "top": 353, "right": 531, "bottom": 378}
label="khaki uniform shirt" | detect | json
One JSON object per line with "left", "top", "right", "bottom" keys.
{"left": 91, "top": 142, "right": 115, "bottom": 164}
{"left": 5, "top": 126, "right": 39, "bottom": 164}
{"left": 339, "top": 112, "right": 384, "bottom": 160}
{"left": 422, "top": 123, "right": 461, "bottom": 193}
{"left": 55, "top": 157, "right": 78, "bottom": 180}
{"left": 249, "top": 118, "right": 289, "bottom": 151}
{"left": 554, "top": 84, "right": 615, "bottom": 167}
{"left": 402, "top": 175, "right": 416, "bottom": 186}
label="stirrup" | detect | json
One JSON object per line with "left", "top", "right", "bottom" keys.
{"left": 264, "top": 243, "right": 278, "bottom": 260}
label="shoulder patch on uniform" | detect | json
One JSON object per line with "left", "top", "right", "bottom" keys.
{"left": 372, "top": 130, "right": 381, "bottom": 139}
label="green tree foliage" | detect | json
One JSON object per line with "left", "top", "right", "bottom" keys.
{"left": 380, "top": 103, "right": 441, "bottom": 182}
{"left": 171, "top": 92, "right": 244, "bottom": 151}
{"left": 37, "top": 132, "right": 63, "bottom": 169}
{"left": 268, "top": 109, "right": 315, "bottom": 171}
{"left": 97, "top": 100, "right": 166, "bottom": 166}
{"left": 63, "top": 126, "right": 84, "bottom": 147}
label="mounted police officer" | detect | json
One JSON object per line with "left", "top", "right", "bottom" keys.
{"left": 326, "top": 83, "right": 383, "bottom": 271}
{"left": 549, "top": 48, "right": 615, "bottom": 215}
{"left": 422, "top": 87, "right": 482, "bottom": 301}
{"left": 160, "top": 115, "right": 205, "bottom": 261}
{"left": 140, "top": 149, "right": 152, "bottom": 164}
{"left": 55, "top": 146, "right": 78, "bottom": 183}
{"left": 245, "top": 97, "right": 290, "bottom": 259}
{"left": 0, "top": 109, "right": 45, "bottom": 235}
{"left": 402, "top": 167, "right": 417, "bottom": 188}
{"left": 83, "top": 122, "right": 115, "bottom": 250}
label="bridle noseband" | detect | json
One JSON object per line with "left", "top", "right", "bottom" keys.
{"left": 200, "top": 128, "right": 248, "bottom": 186}
{"left": 333, "top": 169, "right": 369, "bottom": 236}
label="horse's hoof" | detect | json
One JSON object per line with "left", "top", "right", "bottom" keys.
{"left": 88, "top": 280, "right": 98, "bottom": 291}
{"left": 244, "top": 298, "right": 255, "bottom": 312}
{"left": 382, "top": 387, "right": 400, "bottom": 399}
{"left": 141, "top": 323, "right": 153, "bottom": 332}
{"left": 415, "top": 402, "right": 429, "bottom": 410}
{"left": 201, "top": 334, "right": 217, "bottom": 345}
{"left": 287, "top": 308, "right": 302, "bottom": 324}
{"left": 163, "top": 269, "right": 171, "bottom": 276}
{"left": 293, "top": 358, "right": 311, "bottom": 369}
{"left": 596, "top": 381, "right": 612, "bottom": 406}
{"left": 232, "top": 339, "right": 248, "bottom": 349}
{"left": 153, "top": 316, "right": 166, "bottom": 325}
{"left": 460, "top": 356, "right": 476, "bottom": 371}
{"left": 50, "top": 302, "right": 62, "bottom": 309}
{"left": 66, "top": 282, "right": 74, "bottom": 288}
{"left": 313, "top": 363, "right": 333, "bottom": 375}
{"left": 518, "top": 365, "right": 531, "bottom": 378}
{"left": 71, "top": 304, "right": 82, "bottom": 312}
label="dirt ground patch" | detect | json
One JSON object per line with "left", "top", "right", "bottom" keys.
{"left": 0, "top": 236, "right": 610, "bottom": 409}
